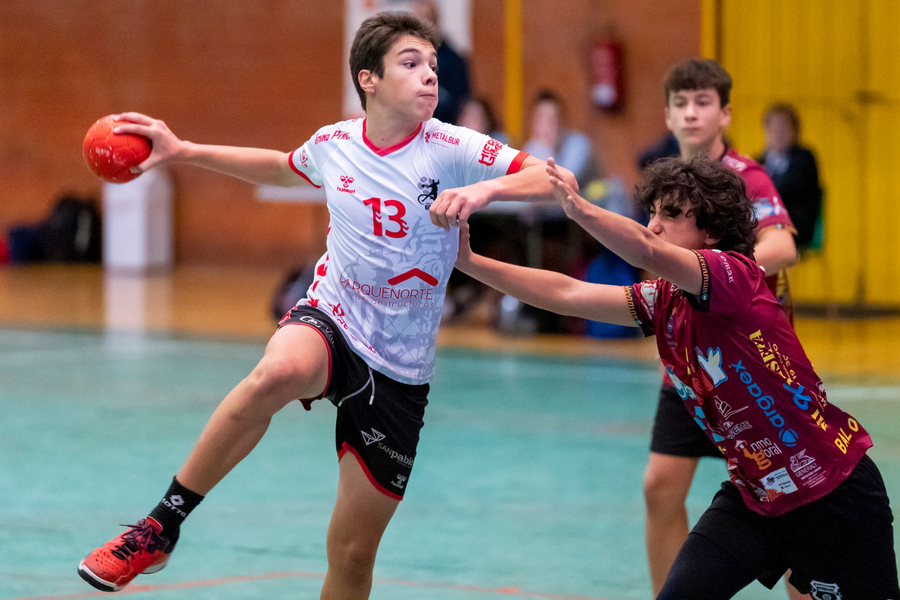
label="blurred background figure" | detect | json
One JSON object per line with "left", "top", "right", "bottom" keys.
{"left": 457, "top": 97, "right": 509, "bottom": 144}
{"left": 518, "top": 89, "right": 638, "bottom": 338}
{"left": 757, "top": 102, "right": 823, "bottom": 251}
{"left": 637, "top": 132, "right": 679, "bottom": 170}
{"left": 523, "top": 89, "right": 601, "bottom": 188}
{"left": 412, "top": 0, "right": 471, "bottom": 124}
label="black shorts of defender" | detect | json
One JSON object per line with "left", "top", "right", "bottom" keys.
{"left": 279, "top": 305, "right": 428, "bottom": 501}
{"left": 650, "top": 384, "right": 725, "bottom": 459}
{"left": 658, "top": 454, "right": 900, "bottom": 599}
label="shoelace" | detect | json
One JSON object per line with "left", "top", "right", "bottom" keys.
{"left": 110, "top": 521, "right": 164, "bottom": 561}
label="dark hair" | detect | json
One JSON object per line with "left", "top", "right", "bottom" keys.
{"left": 664, "top": 59, "right": 732, "bottom": 108}
{"left": 763, "top": 102, "right": 800, "bottom": 143}
{"left": 635, "top": 156, "right": 757, "bottom": 258}
{"left": 349, "top": 12, "right": 439, "bottom": 111}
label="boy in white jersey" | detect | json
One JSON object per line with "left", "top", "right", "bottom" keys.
{"left": 78, "top": 12, "right": 575, "bottom": 598}
{"left": 442, "top": 156, "right": 899, "bottom": 599}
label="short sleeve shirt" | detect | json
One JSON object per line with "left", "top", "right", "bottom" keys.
{"left": 627, "top": 249, "right": 871, "bottom": 516}
{"left": 722, "top": 148, "right": 795, "bottom": 314}
{"left": 661, "top": 149, "right": 797, "bottom": 388}
{"left": 289, "top": 118, "right": 528, "bottom": 384}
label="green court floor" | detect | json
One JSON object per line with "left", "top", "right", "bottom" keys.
{"left": 1, "top": 328, "right": 897, "bottom": 599}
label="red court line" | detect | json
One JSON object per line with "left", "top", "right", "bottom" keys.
{"left": 12, "top": 571, "right": 611, "bottom": 600}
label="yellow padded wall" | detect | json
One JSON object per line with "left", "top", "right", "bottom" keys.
{"left": 711, "top": 1, "right": 899, "bottom": 306}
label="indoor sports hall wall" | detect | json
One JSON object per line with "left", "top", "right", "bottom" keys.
{"left": 1, "top": 0, "right": 698, "bottom": 269}
{"left": 713, "top": 0, "right": 900, "bottom": 307}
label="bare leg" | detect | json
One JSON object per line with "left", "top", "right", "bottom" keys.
{"left": 321, "top": 452, "right": 400, "bottom": 600}
{"left": 644, "top": 452, "right": 700, "bottom": 597}
{"left": 177, "top": 325, "right": 330, "bottom": 494}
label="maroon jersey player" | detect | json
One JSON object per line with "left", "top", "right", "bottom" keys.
{"left": 446, "top": 155, "right": 898, "bottom": 599}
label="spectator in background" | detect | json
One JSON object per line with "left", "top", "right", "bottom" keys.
{"left": 523, "top": 89, "right": 635, "bottom": 337}
{"left": 757, "top": 103, "right": 823, "bottom": 251}
{"left": 457, "top": 97, "right": 509, "bottom": 144}
{"left": 524, "top": 89, "right": 600, "bottom": 188}
{"left": 412, "top": 0, "right": 470, "bottom": 124}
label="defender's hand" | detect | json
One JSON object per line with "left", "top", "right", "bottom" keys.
{"left": 546, "top": 157, "right": 582, "bottom": 215}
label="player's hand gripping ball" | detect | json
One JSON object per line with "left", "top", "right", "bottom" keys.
{"left": 82, "top": 115, "right": 152, "bottom": 183}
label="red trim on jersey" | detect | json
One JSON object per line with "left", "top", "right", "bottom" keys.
{"left": 506, "top": 151, "right": 529, "bottom": 175}
{"left": 277, "top": 322, "right": 332, "bottom": 400}
{"left": 288, "top": 149, "right": 323, "bottom": 188}
{"left": 338, "top": 442, "right": 404, "bottom": 501}
{"left": 362, "top": 119, "right": 423, "bottom": 156}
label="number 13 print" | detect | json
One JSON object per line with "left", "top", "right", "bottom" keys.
{"left": 364, "top": 198, "right": 409, "bottom": 238}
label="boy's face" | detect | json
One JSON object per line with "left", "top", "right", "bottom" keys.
{"left": 764, "top": 113, "right": 794, "bottom": 153}
{"left": 647, "top": 199, "right": 719, "bottom": 250}
{"left": 665, "top": 88, "right": 731, "bottom": 155}
{"left": 531, "top": 100, "right": 561, "bottom": 145}
{"left": 363, "top": 34, "right": 438, "bottom": 122}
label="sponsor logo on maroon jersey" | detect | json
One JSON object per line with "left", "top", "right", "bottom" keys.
{"left": 722, "top": 153, "right": 747, "bottom": 173}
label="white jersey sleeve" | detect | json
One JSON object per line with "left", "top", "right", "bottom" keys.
{"left": 286, "top": 118, "right": 529, "bottom": 384}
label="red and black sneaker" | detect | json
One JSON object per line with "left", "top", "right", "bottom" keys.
{"left": 78, "top": 517, "right": 176, "bottom": 592}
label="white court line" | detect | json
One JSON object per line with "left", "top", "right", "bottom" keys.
{"left": 825, "top": 385, "right": 900, "bottom": 402}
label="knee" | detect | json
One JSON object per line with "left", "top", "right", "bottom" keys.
{"left": 247, "top": 354, "right": 301, "bottom": 396}
{"left": 328, "top": 536, "right": 378, "bottom": 580}
{"left": 233, "top": 355, "right": 313, "bottom": 416}
{"left": 643, "top": 466, "right": 685, "bottom": 513}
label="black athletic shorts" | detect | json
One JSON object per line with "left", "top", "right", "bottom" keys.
{"left": 660, "top": 454, "right": 900, "bottom": 599}
{"left": 279, "top": 305, "right": 429, "bottom": 500}
{"left": 650, "top": 384, "right": 724, "bottom": 459}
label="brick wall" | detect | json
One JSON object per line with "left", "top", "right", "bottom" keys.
{"left": 1, "top": 0, "right": 697, "bottom": 268}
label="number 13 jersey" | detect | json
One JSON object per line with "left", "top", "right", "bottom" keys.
{"left": 288, "top": 118, "right": 528, "bottom": 384}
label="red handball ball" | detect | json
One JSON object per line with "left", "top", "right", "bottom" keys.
{"left": 82, "top": 115, "right": 152, "bottom": 183}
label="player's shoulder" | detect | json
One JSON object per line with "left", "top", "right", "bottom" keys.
{"left": 722, "top": 148, "right": 777, "bottom": 191}
{"left": 722, "top": 147, "right": 765, "bottom": 175}
{"left": 700, "top": 249, "right": 762, "bottom": 281}
{"left": 420, "top": 118, "right": 478, "bottom": 149}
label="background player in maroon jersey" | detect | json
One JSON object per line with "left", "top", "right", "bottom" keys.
{"left": 645, "top": 58, "right": 805, "bottom": 598}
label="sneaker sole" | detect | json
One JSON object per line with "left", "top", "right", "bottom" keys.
{"left": 77, "top": 557, "right": 169, "bottom": 592}
{"left": 77, "top": 561, "right": 120, "bottom": 593}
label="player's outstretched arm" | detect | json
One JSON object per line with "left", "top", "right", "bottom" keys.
{"left": 112, "top": 112, "right": 306, "bottom": 188}
{"left": 429, "top": 156, "right": 576, "bottom": 231}
{"left": 546, "top": 158, "right": 706, "bottom": 295}
{"left": 455, "top": 222, "right": 637, "bottom": 326}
